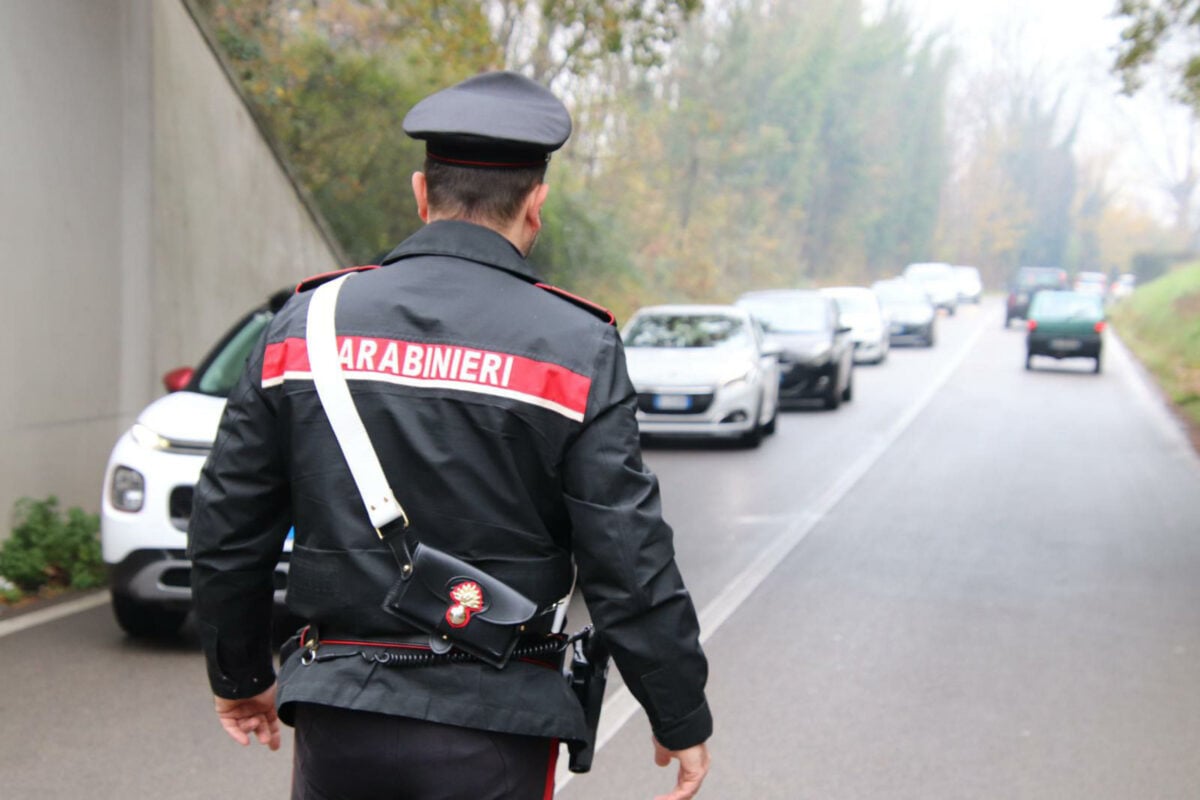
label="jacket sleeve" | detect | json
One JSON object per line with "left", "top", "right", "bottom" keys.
{"left": 560, "top": 326, "right": 712, "bottom": 751}
{"left": 187, "top": 333, "right": 291, "bottom": 699}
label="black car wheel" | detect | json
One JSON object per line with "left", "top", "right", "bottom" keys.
{"left": 925, "top": 328, "right": 936, "bottom": 347}
{"left": 741, "top": 399, "right": 764, "bottom": 448}
{"left": 111, "top": 594, "right": 187, "bottom": 639}
{"left": 823, "top": 371, "right": 842, "bottom": 410}
{"left": 1025, "top": 352, "right": 1034, "bottom": 371}
{"left": 1093, "top": 356, "right": 1102, "bottom": 374}
{"left": 842, "top": 373, "right": 853, "bottom": 402}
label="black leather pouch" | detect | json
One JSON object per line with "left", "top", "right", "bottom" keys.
{"left": 381, "top": 541, "right": 538, "bottom": 668}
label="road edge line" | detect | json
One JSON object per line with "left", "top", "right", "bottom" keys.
{"left": 0, "top": 590, "right": 110, "bottom": 639}
{"left": 556, "top": 312, "right": 989, "bottom": 792}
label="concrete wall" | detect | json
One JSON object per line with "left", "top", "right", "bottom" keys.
{"left": 0, "top": 0, "right": 339, "bottom": 537}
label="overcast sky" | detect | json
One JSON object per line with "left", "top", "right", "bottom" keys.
{"left": 868, "top": 0, "right": 1190, "bottom": 219}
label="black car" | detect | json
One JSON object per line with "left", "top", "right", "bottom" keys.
{"left": 736, "top": 290, "right": 854, "bottom": 410}
{"left": 1005, "top": 266, "right": 1069, "bottom": 327}
{"left": 872, "top": 278, "right": 936, "bottom": 347}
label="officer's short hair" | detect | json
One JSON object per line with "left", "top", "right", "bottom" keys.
{"left": 423, "top": 159, "right": 548, "bottom": 226}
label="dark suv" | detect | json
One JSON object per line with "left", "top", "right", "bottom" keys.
{"left": 1005, "top": 266, "right": 1068, "bottom": 327}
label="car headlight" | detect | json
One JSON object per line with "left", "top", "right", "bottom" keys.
{"left": 130, "top": 422, "right": 171, "bottom": 451}
{"left": 110, "top": 466, "right": 145, "bottom": 512}
{"left": 721, "top": 363, "right": 756, "bottom": 388}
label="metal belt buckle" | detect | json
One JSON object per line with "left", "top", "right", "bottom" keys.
{"left": 300, "top": 628, "right": 319, "bottom": 666}
{"left": 374, "top": 508, "right": 410, "bottom": 541}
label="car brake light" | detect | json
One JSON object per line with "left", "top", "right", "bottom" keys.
{"left": 1027, "top": 320, "right": 1037, "bottom": 331}
{"left": 1095, "top": 321, "right": 1106, "bottom": 333}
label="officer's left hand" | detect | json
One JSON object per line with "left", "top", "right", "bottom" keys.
{"left": 214, "top": 684, "right": 281, "bottom": 751}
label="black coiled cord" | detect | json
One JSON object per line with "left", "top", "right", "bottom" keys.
{"left": 360, "top": 637, "right": 569, "bottom": 668}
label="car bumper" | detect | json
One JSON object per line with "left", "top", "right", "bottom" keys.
{"left": 101, "top": 432, "right": 207, "bottom": 565}
{"left": 635, "top": 380, "right": 760, "bottom": 438}
{"left": 1027, "top": 332, "right": 1102, "bottom": 358}
{"left": 101, "top": 430, "right": 291, "bottom": 607}
{"left": 108, "top": 548, "right": 290, "bottom": 607}
{"left": 889, "top": 321, "right": 932, "bottom": 343}
{"left": 852, "top": 338, "right": 887, "bottom": 362}
{"left": 778, "top": 362, "right": 835, "bottom": 400}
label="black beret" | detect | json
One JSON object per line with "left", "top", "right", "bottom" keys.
{"left": 403, "top": 71, "right": 572, "bottom": 168}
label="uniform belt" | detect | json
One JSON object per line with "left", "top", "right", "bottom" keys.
{"left": 298, "top": 625, "right": 567, "bottom": 670}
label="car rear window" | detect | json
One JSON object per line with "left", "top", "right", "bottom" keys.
{"left": 1028, "top": 291, "right": 1103, "bottom": 320}
{"left": 1018, "top": 268, "right": 1066, "bottom": 289}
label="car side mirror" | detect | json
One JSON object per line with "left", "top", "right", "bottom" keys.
{"left": 761, "top": 341, "right": 783, "bottom": 360}
{"left": 162, "top": 367, "right": 194, "bottom": 393}
{"left": 836, "top": 325, "right": 852, "bottom": 334}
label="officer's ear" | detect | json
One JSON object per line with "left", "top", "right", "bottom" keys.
{"left": 524, "top": 182, "right": 550, "bottom": 234}
{"left": 412, "top": 172, "right": 430, "bottom": 223}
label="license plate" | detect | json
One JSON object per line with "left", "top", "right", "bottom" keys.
{"left": 653, "top": 394, "right": 692, "bottom": 411}
{"left": 1050, "top": 338, "right": 1081, "bottom": 351}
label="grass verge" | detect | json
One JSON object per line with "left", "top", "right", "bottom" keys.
{"left": 1108, "top": 262, "right": 1200, "bottom": 435}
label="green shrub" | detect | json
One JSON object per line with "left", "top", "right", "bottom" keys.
{"left": 0, "top": 497, "right": 106, "bottom": 596}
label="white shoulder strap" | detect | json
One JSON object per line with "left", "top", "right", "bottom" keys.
{"left": 305, "top": 274, "right": 407, "bottom": 534}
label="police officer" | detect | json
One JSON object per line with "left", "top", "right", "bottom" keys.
{"left": 188, "top": 71, "right": 712, "bottom": 800}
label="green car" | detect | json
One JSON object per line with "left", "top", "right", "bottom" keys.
{"left": 1025, "top": 290, "right": 1105, "bottom": 373}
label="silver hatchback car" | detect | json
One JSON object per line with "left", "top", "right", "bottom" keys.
{"left": 623, "top": 304, "right": 781, "bottom": 447}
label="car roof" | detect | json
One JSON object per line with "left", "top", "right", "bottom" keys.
{"left": 737, "top": 289, "right": 823, "bottom": 300}
{"left": 820, "top": 285, "right": 873, "bottom": 295}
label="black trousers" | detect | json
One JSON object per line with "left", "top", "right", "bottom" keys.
{"left": 291, "top": 703, "right": 558, "bottom": 800}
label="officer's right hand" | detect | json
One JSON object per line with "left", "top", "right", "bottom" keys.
{"left": 652, "top": 737, "right": 711, "bottom": 800}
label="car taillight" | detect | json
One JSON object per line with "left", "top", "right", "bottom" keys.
{"left": 1027, "top": 320, "right": 1037, "bottom": 331}
{"left": 1095, "top": 321, "right": 1106, "bottom": 333}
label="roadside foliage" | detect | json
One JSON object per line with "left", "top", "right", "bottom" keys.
{"left": 192, "top": 0, "right": 1180, "bottom": 321}
{"left": 1109, "top": 263, "right": 1200, "bottom": 430}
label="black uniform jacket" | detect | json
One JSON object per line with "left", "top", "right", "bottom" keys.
{"left": 188, "top": 220, "right": 712, "bottom": 751}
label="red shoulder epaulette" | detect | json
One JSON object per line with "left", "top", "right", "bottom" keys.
{"left": 295, "top": 265, "right": 379, "bottom": 293}
{"left": 535, "top": 282, "right": 617, "bottom": 326}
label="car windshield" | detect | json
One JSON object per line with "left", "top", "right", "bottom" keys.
{"left": 825, "top": 291, "right": 875, "bottom": 316}
{"left": 738, "top": 295, "right": 829, "bottom": 333}
{"left": 625, "top": 313, "right": 750, "bottom": 348}
{"left": 873, "top": 282, "right": 927, "bottom": 307}
{"left": 1029, "top": 291, "right": 1103, "bottom": 320}
{"left": 194, "top": 310, "right": 274, "bottom": 396}
{"left": 906, "top": 264, "right": 952, "bottom": 281}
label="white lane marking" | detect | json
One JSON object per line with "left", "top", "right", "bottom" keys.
{"left": 0, "top": 590, "right": 109, "bottom": 639}
{"left": 556, "top": 313, "right": 989, "bottom": 791}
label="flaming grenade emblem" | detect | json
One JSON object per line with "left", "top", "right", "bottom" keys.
{"left": 446, "top": 581, "right": 484, "bottom": 628}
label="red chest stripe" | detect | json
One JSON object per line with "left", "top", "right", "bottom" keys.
{"left": 262, "top": 336, "right": 590, "bottom": 422}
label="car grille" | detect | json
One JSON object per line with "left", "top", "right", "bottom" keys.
{"left": 169, "top": 486, "right": 193, "bottom": 532}
{"left": 636, "top": 392, "right": 715, "bottom": 415}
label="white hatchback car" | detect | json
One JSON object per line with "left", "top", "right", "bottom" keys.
{"left": 904, "top": 261, "right": 959, "bottom": 315}
{"left": 101, "top": 289, "right": 293, "bottom": 637}
{"left": 819, "top": 286, "right": 890, "bottom": 364}
{"left": 623, "top": 304, "right": 780, "bottom": 447}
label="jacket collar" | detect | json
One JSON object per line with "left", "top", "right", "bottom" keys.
{"left": 380, "top": 220, "right": 539, "bottom": 283}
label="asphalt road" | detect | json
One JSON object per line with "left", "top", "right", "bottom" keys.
{"left": 3, "top": 298, "right": 1198, "bottom": 799}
